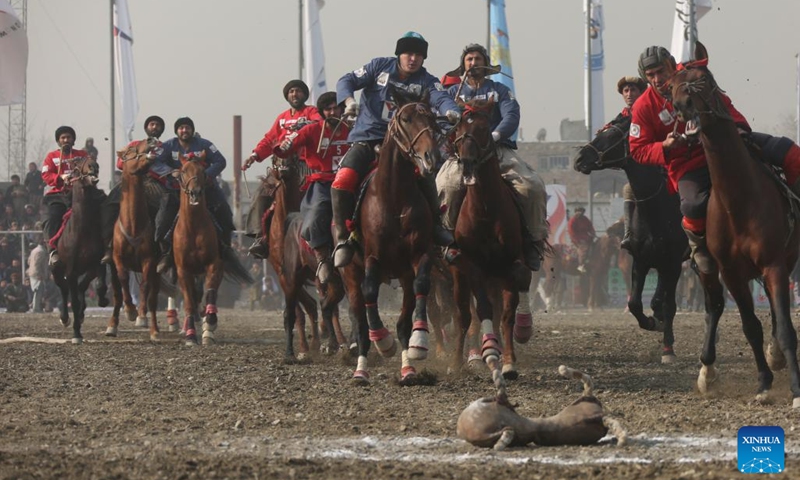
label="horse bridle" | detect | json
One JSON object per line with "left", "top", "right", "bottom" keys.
{"left": 451, "top": 109, "right": 496, "bottom": 167}
{"left": 177, "top": 164, "right": 204, "bottom": 201}
{"left": 387, "top": 102, "right": 438, "bottom": 163}
{"left": 578, "top": 123, "right": 629, "bottom": 168}
{"left": 673, "top": 69, "right": 733, "bottom": 122}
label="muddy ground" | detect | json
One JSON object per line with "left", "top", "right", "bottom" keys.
{"left": 1, "top": 303, "right": 799, "bottom": 479}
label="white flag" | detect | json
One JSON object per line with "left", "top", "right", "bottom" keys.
{"left": 114, "top": 0, "right": 139, "bottom": 142}
{"left": 302, "top": 0, "right": 327, "bottom": 104}
{"left": 0, "top": 0, "right": 28, "bottom": 106}
{"left": 584, "top": 0, "right": 604, "bottom": 137}
{"left": 670, "top": 0, "right": 713, "bottom": 64}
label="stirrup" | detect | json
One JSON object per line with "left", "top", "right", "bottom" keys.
{"left": 620, "top": 234, "right": 632, "bottom": 252}
{"left": 332, "top": 241, "right": 355, "bottom": 268}
{"left": 156, "top": 253, "right": 173, "bottom": 274}
{"left": 316, "top": 260, "right": 332, "bottom": 284}
{"left": 49, "top": 250, "right": 60, "bottom": 267}
{"left": 443, "top": 246, "right": 461, "bottom": 264}
{"left": 248, "top": 237, "right": 268, "bottom": 259}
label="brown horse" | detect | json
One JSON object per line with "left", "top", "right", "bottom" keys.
{"left": 51, "top": 157, "right": 104, "bottom": 343}
{"left": 671, "top": 45, "right": 800, "bottom": 407}
{"left": 173, "top": 154, "right": 224, "bottom": 346}
{"left": 339, "top": 87, "right": 440, "bottom": 384}
{"left": 105, "top": 138, "right": 164, "bottom": 340}
{"left": 265, "top": 155, "right": 347, "bottom": 362}
{"left": 445, "top": 99, "right": 533, "bottom": 382}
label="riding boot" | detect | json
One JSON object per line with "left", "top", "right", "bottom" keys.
{"left": 442, "top": 231, "right": 461, "bottom": 264}
{"left": 792, "top": 178, "right": 800, "bottom": 198}
{"left": 331, "top": 188, "right": 357, "bottom": 268}
{"left": 522, "top": 232, "right": 543, "bottom": 272}
{"left": 683, "top": 227, "right": 715, "bottom": 275}
{"left": 313, "top": 245, "right": 333, "bottom": 284}
{"left": 417, "top": 175, "right": 454, "bottom": 247}
{"left": 157, "top": 240, "right": 174, "bottom": 275}
{"left": 620, "top": 200, "right": 635, "bottom": 252}
{"left": 249, "top": 209, "right": 271, "bottom": 260}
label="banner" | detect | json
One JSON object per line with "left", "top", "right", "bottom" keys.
{"left": 302, "top": 0, "right": 327, "bottom": 104}
{"left": 0, "top": 0, "right": 27, "bottom": 106}
{"left": 670, "top": 0, "right": 713, "bottom": 63}
{"left": 584, "top": 0, "right": 604, "bottom": 137}
{"left": 114, "top": 0, "right": 139, "bottom": 142}
{"left": 488, "top": 0, "right": 517, "bottom": 141}
{"left": 546, "top": 185, "right": 568, "bottom": 245}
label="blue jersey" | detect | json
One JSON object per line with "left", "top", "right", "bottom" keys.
{"left": 337, "top": 57, "right": 459, "bottom": 143}
{"left": 155, "top": 136, "right": 227, "bottom": 181}
{"left": 448, "top": 79, "right": 520, "bottom": 149}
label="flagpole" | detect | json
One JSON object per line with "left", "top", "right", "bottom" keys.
{"left": 585, "top": 0, "right": 593, "bottom": 221}
{"left": 298, "top": 0, "right": 303, "bottom": 79}
{"left": 688, "top": 0, "right": 696, "bottom": 61}
{"left": 110, "top": 0, "right": 116, "bottom": 179}
{"left": 486, "top": 0, "right": 490, "bottom": 49}
{"left": 796, "top": 53, "right": 799, "bottom": 143}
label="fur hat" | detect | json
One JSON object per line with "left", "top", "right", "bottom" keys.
{"left": 54, "top": 126, "right": 76, "bottom": 141}
{"left": 283, "top": 79, "right": 310, "bottom": 101}
{"left": 174, "top": 117, "right": 195, "bottom": 134}
{"left": 446, "top": 43, "right": 501, "bottom": 78}
{"left": 616, "top": 76, "right": 647, "bottom": 94}
{"left": 143, "top": 115, "right": 165, "bottom": 132}
{"left": 395, "top": 31, "right": 428, "bottom": 59}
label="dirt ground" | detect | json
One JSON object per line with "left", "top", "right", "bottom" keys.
{"left": 2, "top": 303, "right": 799, "bottom": 479}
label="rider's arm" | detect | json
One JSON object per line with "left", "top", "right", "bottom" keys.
{"left": 41, "top": 152, "right": 63, "bottom": 188}
{"left": 252, "top": 116, "right": 283, "bottom": 161}
{"left": 277, "top": 122, "right": 315, "bottom": 157}
{"left": 336, "top": 59, "right": 378, "bottom": 105}
{"left": 427, "top": 73, "right": 460, "bottom": 116}
{"left": 629, "top": 100, "right": 668, "bottom": 167}
{"left": 204, "top": 141, "right": 227, "bottom": 178}
{"left": 493, "top": 84, "right": 520, "bottom": 141}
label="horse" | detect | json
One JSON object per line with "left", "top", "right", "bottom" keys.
{"left": 339, "top": 87, "right": 440, "bottom": 384}
{"left": 443, "top": 98, "right": 533, "bottom": 382}
{"left": 670, "top": 44, "right": 800, "bottom": 407}
{"left": 536, "top": 239, "right": 616, "bottom": 312}
{"left": 574, "top": 114, "right": 687, "bottom": 363}
{"left": 265, "top": 154, "right": 348, "bottom": 363}
{"left": 105, "top": 138, "right": 164, "bottom": 341}
{"left": 173, "top": 153, "right": 224, "bottom": 346}
{"left": 50, "top": 157, "right": 104, "bottom": 343}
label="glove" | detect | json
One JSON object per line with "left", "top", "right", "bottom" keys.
{"left": 491, "top": 131, "right": 501, "bottom": 142}
{"left": 59, "top": 173, "right": 71, "bottom": 182}
{"left": 243, "top": 153, "right": 257, "bottom": 170}
{"left": 344, "top": 98, "right": 359, "bottom": 118}
{"left": 445, "top": 110, "right": 461, "bottom": 125}
{"left": 279, "top": 138, "right": 293, "bottom": 152}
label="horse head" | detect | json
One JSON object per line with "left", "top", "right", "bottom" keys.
{"left": 70, "top": 156, "right": 100, "bottom": 187}
{"left": 117, "top": 137, "right": 159, "bottom": 175}
{"left": 178, "top": 152, "right": 207, "bottom": 206}
{"left": 670, "top": 42, "right": 731, "bottom": 137}
{"left": 573, "top": 116, "right": 631, "bottom": 174}
{"left": 450, "top": 99, "right": 496, "bottom": 186}
{"left": 386, "top": 84, "right": 441, "bottom": 175}
{"left": 271, "top": 153, "right": 301, "bottom": 182}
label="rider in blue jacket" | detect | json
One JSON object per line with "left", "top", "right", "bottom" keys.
{"left": 331, "top": 31, "right": 461, "bottom": 267}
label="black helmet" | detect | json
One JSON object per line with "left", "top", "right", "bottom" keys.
{"left": 637, "top": 46, "right": 676, "bottom": 80}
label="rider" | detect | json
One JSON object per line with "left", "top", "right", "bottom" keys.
{"left": 331, "top": 31, "right": 461, "bottom": 267}
{"left": 436, "top": 43, "right": 547, "bottom": 271}
{"left": 42, "top": 126, "right": 92, "bottom": 266}
{"left": 274, "top": 91, "right": 350, "bottom": 284}
{"left": 610, "top": 76, "right": 647, "bottom": 251}
{"left": 243, "top": 79, "right": 323, "bottom": 259}
{"left": 154, "top": 117, "right": 236, "bottom": 272}
{"left": 568, "top": 206, "right": 596, "bottom": 272}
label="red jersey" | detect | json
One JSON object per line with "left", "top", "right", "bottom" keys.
{"left": 252, "top": 106, "right": 323, "bottom": 162}
{"left": 629, "top": 85, "right": 750, "bottom": 192}
{"left": 275, "top": 120, "right": 351, "bottom": 187}
{"left": 42, "top": 147, "right": 89, "bottom": 195}
{"left": 568, "top": 214, "right": 595, "bottom": 245}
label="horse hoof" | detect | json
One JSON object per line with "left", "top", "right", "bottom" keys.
{"left": 697, "top": 365, "right": 718, "bottom": 394}
{"left": 513, "top": 313, "right": 533, "bottom": 344}
{"left": 150, "top": 332, "right": 160, "bottom": 342}
{"left": 104, "top": 327, "right": 117, "bottom": 337}
{"left": 351, "top": 371, "right": 370, "bottom": 386}
{"left": 755, "top": 391, "right": 773, "bottom": 405}
{"left": 373, "top": 337, "right": 397, "bottom": 358}
{"left": 202, "top": 314, "right": 218, "bottom": 332}
{"left": 297, "top": 352, "right": 310, "bottom": 363}
{"left": 283, "top": 355, "right": 298, "bottom": 365}
{"left": 60, "top": 317, "right": 70, "bottom": 328}
{"left": 125, "top": 310, "right": 137, "bottom": 323}
{"left": 399, "top": 366, "right": 417, "bottom": 384}
{"left": 71, "top": 337, "right": 83, "bottom": 345}
{"left": 167, "top": 323, "right": 179, "bottom": 333}
{"left": 661, "top": 353, "right": 677, "bottom": 364}
{"left": 501, "top": 364, "right": 519, "bottom": 381}
{"left": 793, "top": 397, "right": 800, "bottom": 409}
{"left": 767, "top": 341, "right": 787, "bottom": 371}
{"left": 135, "top": 316, "right": 147, "bottom": 328}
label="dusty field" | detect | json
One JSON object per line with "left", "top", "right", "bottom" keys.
{"left": 1, "top": 303, "right": 800, "bottom": 479}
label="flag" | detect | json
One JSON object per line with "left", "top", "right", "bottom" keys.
{"left": 114, "top": 0, "right": 139, "bottom": 142}
{"left": 488, "top": 0, "right": 517, "bottom": 141}
{"left": 0, "top": 0, "right": 27, "bottom": 106}
{"left": 670, "top": 0, "right": 713, "bottom": 64}
{"left": 302, "top": 0, "right": 327, "bottom": 104}
{"left": 584, "top": 0, "right": 604, "bottom": 137}
{"left": 546, "top": 185, "right": 568, "bottom": 245}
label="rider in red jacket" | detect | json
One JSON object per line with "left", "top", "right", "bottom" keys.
{"left": 567, "top": 207, "right": 595, "bottom": 272}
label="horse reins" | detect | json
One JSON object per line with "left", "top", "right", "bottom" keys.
{"left": 388, "top": 102, "right": 437, "bottom": 163}
{"left": 579, "top": 123, "right": 629, "bottom": 168}
{"left": 451, "top": 110, "right": 496, "bottom": 167}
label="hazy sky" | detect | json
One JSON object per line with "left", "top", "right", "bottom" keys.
{"left": 13, "top": 0, "right": 800, "bottom": 186}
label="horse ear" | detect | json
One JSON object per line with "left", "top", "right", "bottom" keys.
{"left": 390, "top": 84, "right": 408, "bottom": 107}
{"left": 421, "top": 88, "right": 430, "bottom": 104}
{"left": 694, "top": 41, "right": 708, "bottom": 62}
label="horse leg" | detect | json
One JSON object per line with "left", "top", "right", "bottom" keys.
{"left": 628, "top": 260, "right": 662, "bottom": 332}
{"left": 343, "top": 264, "right": 370, "bottom": 384}
{"left": 762, "top": 267, "right": 800, "bottom": 408}
{"left": 178, "top": 272, "right": 199, "bottom": 346}
{"left": 408, "top": 253, "right": 433, "bottom": 362}
{"left": 201, "top": 261, "right": 223, "bottom": 346}
{"left": 500, "top": 280, "right": 520, "bottom": 380}
{"left": 144, "top": 261, "right": 161, "bottom": 342}
{"left": 105, "top": 263, "right": 123, "bottom": 337}
{"left": 69, "top": 276, "right": 83, "bottom": 344}
{"left": 466, "top": 299, "right": 483, "bottom": 369}
{"left": 52, "top": 267, "right": 71, "bottom": 327}
{"left": 397, "top": 273, "right": 419, "bottom": 383}
{"left": 696, "top": 270, "right": 726, "bottom": 395}
{"left": 659, "top": 265, "right": 682, "bottom": 364}
{"left": 363, "top": 257, "right": 396, "bottom": 357}
{"left": 96, "top": 265, "right": 109, "bottom": 308}
{"left": 512, "top": 264, "right": 533, "bottom": 344}
{"left": 281, "top": 290, "right": 299, "bottom": 363}
{"left": 297, "top": 288, "right": 318, "bottom": 360}
{"left": 472, "top": 280, "right": 505, "bottom": 389}
{"left": 166, "top": 296, "right": 180, "bottom": 333}
{"left": 763, "top": 283, "right": 788, "bottom": 371}
{"left": 452, "top": 269, "right": 472, "bottom": 372}
{"left": 117, "top": 265, "right": 138, "bottom": 325}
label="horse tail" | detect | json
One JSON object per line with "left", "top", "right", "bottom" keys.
{"left": 222, "top": 248, "right": 255, "bottom": 285}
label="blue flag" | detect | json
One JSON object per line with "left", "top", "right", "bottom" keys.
{"left": 489, "top": 0, "right": 517, "bottom": 141}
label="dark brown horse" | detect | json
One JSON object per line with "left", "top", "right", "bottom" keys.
{"left": 265, "top": 155, "right": 347, "bottom": 362}
{"left": 173, "top": 154, "right": 224, "bottom": 346}
{"left": 106, "top": 138, "right": 163, "bottom": 340}
{"left": 339, "top": 87, "right": 440, "bottom": 384}
{"left": 671, "top": 45, "right": 800, "bottom": 407}
{"left": 51, "top": 157, "right": 104, "bottom": 343}
{"left": 445, "top": 99, "right": 532, "bottom": 382}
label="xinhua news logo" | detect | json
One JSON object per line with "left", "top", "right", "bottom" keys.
{"left": 738, "top": 426, "right": 785, "bottom": 474}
